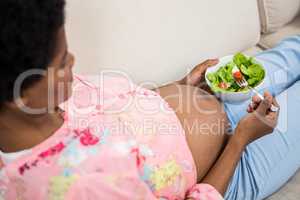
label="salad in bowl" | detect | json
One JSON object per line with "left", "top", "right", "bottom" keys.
{"left": 205, "top": 53, "right": 266, "bottom": 102}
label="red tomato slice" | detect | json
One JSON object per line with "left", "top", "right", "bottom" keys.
{"left": 218, "top": 82, "right": 228, "bottom": 89}
{"left": 233, "top": 71, "right": 243, "bottom": 80}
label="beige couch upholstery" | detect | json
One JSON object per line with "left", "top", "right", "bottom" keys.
{"left": 260, "top": 15, "right": 300, "bottom": 49}
{"left": 66, "top": 0, "right": 300, "bottom": 199}
{"left": 258, "top": 0, "right": 300, "bottom": 33}
{"left": 66, "top": 0, "right": 261, "bottom": 85}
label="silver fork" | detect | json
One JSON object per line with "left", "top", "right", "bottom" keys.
{"left": 235, "top": 74, "right": 279, "bottom": 112}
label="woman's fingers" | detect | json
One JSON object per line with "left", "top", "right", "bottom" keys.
{"left": 248, "top": 91, "right": 277, "bottom": 113}
{"left": 193, "top": 59, "right": 219, "bottom": 74}
{"left": 256, "top": 92, "right": 273, "bottom": 116}
{"left": 201, "top": 59, "right": 219, "bottom": 69}
{"left": 266, "top": 107, "right": 280, "bottom": 129}
{"left": 247, "top": 105, "right": 253, "bottom": 113}
{"left": 272, "top": 96, "right": 280, "bottom": 108}
{"left": 247, "top": 95, "right": 262, "bottom": 113}
{"left": 252, "top": 95, "right": 262, "bottom": 104}
{"left": 247, "top": 91, "right": 280, "bottom": 130}
{"left": 182, "top": 59, "right": 219, "bottom": 86}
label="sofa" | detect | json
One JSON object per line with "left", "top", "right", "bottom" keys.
{"left": 66, "top": 0, "right": 300, "bottom": 199}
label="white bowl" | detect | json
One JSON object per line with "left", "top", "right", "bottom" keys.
{"left": 205, "top": 55, "right": 266, "bottom": 103}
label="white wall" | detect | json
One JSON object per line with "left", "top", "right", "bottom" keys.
{"left": 66, "top": 0, "right": 260, "bottom": 86}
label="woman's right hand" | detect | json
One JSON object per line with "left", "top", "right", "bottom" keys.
{"left": 235, "top": 91, "right": 280, "bottom": 146}
{"left": 201, "top": 91, "right": 279, "bottom": 195}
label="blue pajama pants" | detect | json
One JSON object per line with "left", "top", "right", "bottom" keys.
{"left": 224, "top": 35, "right": 300, "bottom": 200}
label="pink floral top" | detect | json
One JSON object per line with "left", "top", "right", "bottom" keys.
{"left": 0, "top": 75, "right": 223, "bottom": 200}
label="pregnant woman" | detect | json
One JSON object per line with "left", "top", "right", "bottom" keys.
{"left": 0, "top": 0, "right": 299, "bottom": 200}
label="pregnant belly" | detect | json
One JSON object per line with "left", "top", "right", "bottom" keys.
{"left": 157, "top": 84, "right": 230, "bottom": 182}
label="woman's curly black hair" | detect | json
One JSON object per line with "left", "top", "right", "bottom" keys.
{"left": 0, "top": 0, "right": 66, "bottom": 106}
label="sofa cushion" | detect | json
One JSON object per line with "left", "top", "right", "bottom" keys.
{"left": 267, "top": 170, "right": 300, "bottom": 200}
{"left": 259, "top": 15, "right": 300, "bottom": 49}
{"left": 258, "top": 0, "right": 300, "bottom": 33}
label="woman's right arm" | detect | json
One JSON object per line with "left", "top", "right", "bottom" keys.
{"left": 197, "top": 92, "right": 279, "bottom": 196}
{"left": 198, "top": 130, "right": 248, "bottom": 196}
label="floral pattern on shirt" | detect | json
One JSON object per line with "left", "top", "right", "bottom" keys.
{"left": 0, "top": 75, "right": 223, "bottom": 200}
{"left": 150, "top": 159, "right": 182, "bottom": 191}
{"left": 48, "top": 175, "right": 78, "bottom": 200}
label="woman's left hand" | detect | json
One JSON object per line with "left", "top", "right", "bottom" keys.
{"left": 178, "top": 59, "right": 219, "bottom": 92}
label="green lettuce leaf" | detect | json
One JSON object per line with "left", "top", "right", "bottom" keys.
{"left": 207, "top": 53, "right": 265, "bottom": 93}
